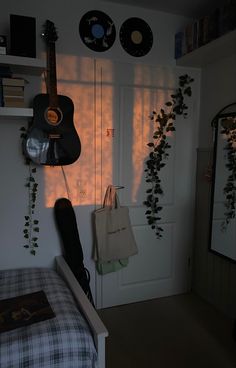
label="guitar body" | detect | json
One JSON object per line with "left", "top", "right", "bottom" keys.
{"left": 23, "top": 93, "right": 81, "bottom": 165}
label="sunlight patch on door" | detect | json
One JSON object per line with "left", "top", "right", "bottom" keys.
{"left": 42, "top": 56, "right": 175, "bottom": 209}
{"left": 43, "top": 56, "right": 114, "bottom": 208}
{"left": 120, "top": 83, "right": 175, "bottom": 206}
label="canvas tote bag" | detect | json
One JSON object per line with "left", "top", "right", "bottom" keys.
{"left": 93, "top": 185, "right": 138, "bottom": 262}
{"left": 96, "top": 258, "right": 129, "bottom": 275}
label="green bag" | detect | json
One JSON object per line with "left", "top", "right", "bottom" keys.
{"left": 96, "top": 258, "right": 129, "bottom": 275}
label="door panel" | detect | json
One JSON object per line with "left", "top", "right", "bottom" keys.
{"left": 122, "top": 224, "right": 174, "bottom": 284}
{"left": 95, "top": 60, "right": 199, "bottom": 308}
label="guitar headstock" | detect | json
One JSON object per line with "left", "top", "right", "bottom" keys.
{"left": 42, "top": 20, "right": 58, "bottom": 44}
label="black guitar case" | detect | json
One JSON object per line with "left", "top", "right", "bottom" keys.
{"left": 54, "top": 198, "right": 94, "bottom": 306}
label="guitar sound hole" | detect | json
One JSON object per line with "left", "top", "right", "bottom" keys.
{"left": 45, "top": 107, "right": 63, "bottom": 126}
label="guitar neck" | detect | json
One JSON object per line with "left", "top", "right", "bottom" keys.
{"left": 46, "top": 41, "right": 58, "bottom": 107}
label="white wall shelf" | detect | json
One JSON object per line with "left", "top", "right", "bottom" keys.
{"left": 0, "top": 107, "right": 33, "bottom": 117}
{"left": 0, "top": 54, "right": 45, "bottom": 75}
{"left": 176, "top": 29, "right": 236, "bottom": 68}
{"left": 0, "top": 55, "right": 45, "bottom": 117}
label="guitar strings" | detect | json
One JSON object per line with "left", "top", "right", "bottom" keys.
{"left": 100, "top": 66, "right": 103, "bottom": 208}
{"left": 94, "top": 59, "right": 97, "bottom": 210}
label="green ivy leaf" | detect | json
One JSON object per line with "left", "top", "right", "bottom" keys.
{"left": 145, "top": 73, "right": 193, "bottom": 238}
{"left": 21, "top": 142, "right": 40, "bottom": 255}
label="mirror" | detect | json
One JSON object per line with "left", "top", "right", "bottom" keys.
{"left": 209, "top": 103, "right": 236, "bottom": 262}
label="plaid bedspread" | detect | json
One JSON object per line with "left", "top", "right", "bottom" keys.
{"left": 0, "top": 267, "right": 98, "bottom": 368}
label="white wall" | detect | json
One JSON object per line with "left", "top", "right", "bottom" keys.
{"left": 198, "top": 54, "right": 236, "bottom": 148}
{"left": 0, "top": 0, "right": 191, "bottom": 300}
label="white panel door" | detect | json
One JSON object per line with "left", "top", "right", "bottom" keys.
{"left": 94, "top": 60, "right": 200, "bottom": 308}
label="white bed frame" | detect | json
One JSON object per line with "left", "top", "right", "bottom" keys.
{"left": 55, "top": 256, "right": 108, "bottom": 368}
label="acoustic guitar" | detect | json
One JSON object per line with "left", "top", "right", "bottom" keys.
{"left": 23, "top": 20, "right": 81, "bottom": 166}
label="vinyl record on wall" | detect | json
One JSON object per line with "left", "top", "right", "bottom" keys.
{"left": 119, "top": 17, "right": 153, "bottom": 57}
{"left": 79, "top": 10, "right": 116, "bottom": 52}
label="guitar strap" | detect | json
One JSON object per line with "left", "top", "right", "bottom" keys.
{"left": 54, "top": 197, "right": 95, "bottom": 306}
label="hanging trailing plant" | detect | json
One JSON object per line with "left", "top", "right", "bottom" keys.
{"left": 20, "top": 126, "right": 40, "bottom": 255}
{"left": 144, "top": 74, "right": 194, "bottom": 238}
{"left": 220, "top": 117, "right": 236, "bottom": 230}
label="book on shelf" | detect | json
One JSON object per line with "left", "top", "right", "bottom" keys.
{"left": 175, "top": 23, "right": 197, "bottom": 59}
{"left": 4, "top": 96, "right": 25, "bottom": 107}
{"left": 0, "top": 35, "right": 7, "bottom": 55}
{"left": 175, "top": 2, "right": 236, "bottom": 60}
{"left": 192, "top": 20, "right": 199, "bottom": 50}
{"left": 208, "top": 8, "right": 220, "bottom": 42}
{"left": 2, "top": 85, "right": 24, "bottom": 97}
{"left": 1, "top": 77, "right": 25, "bottom": 87}
{"left": 219, "top": 1, "right": 236, "bottom": 36}
{"left": 174, "top": 31, "right": 185, "bottom": 59}
{"left": 3, "top": 85, "right": 24, "bottom": 97}
{"left": 198, "top": 15, "right": 210, "bottom": 47}
{"left": 0, "top": 77, "right": 25, "bottom": 107}
{"left": 185, "top": 23, "right": 194, "bottom": 53}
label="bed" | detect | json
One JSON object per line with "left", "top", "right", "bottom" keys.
{"left": 0, "top": 256, "right": 108, "bottom": 368}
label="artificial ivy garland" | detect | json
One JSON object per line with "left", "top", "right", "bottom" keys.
{"left": 220, "top": 117, "right": 236, "bottom": 230}
{"left": 20, "top": 127, "right": 39, "bottom": 255}
{"left": 144, "top": 74, "right": 194, "bottom": 238}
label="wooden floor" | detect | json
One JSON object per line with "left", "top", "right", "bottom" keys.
{"left": 98, "top": 292, "right": 236, "bottom": 368}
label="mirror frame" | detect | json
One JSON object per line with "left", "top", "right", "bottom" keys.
{"left": 209, "top": 102, "right": 236, "bottom": 263}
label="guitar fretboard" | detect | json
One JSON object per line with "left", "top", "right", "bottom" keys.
{"left": 46, "top": 41, "right": 58, "bottom": 107}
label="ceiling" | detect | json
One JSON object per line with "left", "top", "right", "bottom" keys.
{"left": 105, "top": 0, "right": 227, "bottom": 18}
